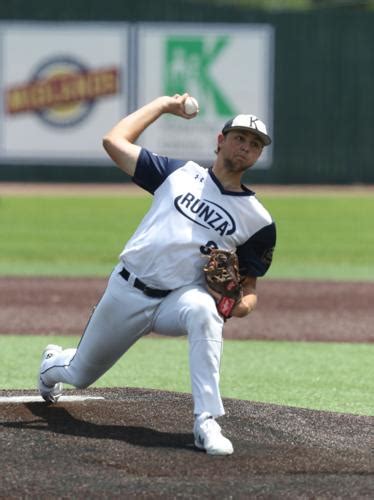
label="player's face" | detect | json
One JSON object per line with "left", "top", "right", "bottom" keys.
{"left": 218, "top": 130, "right": 264, "bottom": 172}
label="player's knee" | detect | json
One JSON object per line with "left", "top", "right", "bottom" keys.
{"left": 186, "top": 298, "right": 223, "bottom": 339}
{"left": 189, "top": 299, "right": 215, "bottom": 322}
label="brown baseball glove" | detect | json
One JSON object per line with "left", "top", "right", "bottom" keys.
{"left": 203, "top": 249, "right": 243, "bottom": 319}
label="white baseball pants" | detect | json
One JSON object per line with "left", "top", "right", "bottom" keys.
{"left": 40, "top": 264, "right": 226, "bottom": 417}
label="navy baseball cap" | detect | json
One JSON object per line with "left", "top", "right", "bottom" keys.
{"left": 222, "top": 114, "right": 271, "bottom": 146}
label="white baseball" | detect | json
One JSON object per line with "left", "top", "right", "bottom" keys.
{"left": 184, "top": 96, "right": 199, "bottom": 115}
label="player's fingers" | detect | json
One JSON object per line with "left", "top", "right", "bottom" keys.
{"left": 169, "top": 94, "right": 193, "bottom": 118}
{"left": 173, "top": 92, "right": 190, "bottom": 100}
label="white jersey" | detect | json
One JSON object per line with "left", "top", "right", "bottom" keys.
{"left": 120, "top": 148, "right": 276, "bottom": 290}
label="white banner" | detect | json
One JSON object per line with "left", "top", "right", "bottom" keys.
{"left": 0, "top": 22, "right": 128, "bottom": 165}
{"left": 0, "top": 22, "right": 274, "bottom": 167}
{"left": 136, "top": 23, "right": 274, "bottom": 168}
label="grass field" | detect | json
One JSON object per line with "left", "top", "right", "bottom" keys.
{"left": 1, "top": 335, "right": 373, "bottom": 416}
{"left": 0, "top": 192, "right": 373, "bottom": 279}
{"left": 1, "top": 190, "right": 373, "bottom": 416}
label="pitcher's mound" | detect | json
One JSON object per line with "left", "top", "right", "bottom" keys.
{"left": 0, "top": 387, "right": 373, "bottom": 498}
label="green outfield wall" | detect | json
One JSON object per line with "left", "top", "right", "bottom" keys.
{"left": 0, "top": 2, "right": 373, "bottom": 184}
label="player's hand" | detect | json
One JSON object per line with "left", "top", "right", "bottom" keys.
{"left": 231, "top": 276, "right": 258, "bottom": 318}
{"left": 206, "top": 277, "right": 257, "bottom": 319}
{"left": 158, "top": 94, "right": 198, "bottom": 119}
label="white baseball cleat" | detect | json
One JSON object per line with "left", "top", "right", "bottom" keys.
{"left": 194, "top": 414, "right": 234, "bottom": 455}
{"left": 38, "top": 344, "right": 63, "bottom": 403}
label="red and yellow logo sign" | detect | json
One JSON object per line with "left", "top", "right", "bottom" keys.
{"left": 5, "top": 57, "right": 120, "bottom": 127}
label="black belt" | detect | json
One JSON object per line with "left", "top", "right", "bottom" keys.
{"left": 119, "top": 267, "right": 171, "bottom": 298}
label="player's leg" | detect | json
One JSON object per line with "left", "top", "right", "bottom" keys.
{"left": 153, "top": 285, "right": 233, "bottom": 454}
{"left": 39, "top": 268, "right": 159, "bottom": 397}
{"left": 152, "top": 285, "right": 225, "bottom": 417}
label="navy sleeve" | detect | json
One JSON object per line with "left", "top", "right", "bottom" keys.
{"left": 236, "top": 222, "right": 276, "bottom": 277}
{"left": 132, "top": 148, "right": 185, "bottom": 194}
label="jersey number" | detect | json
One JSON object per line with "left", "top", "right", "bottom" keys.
{"left": 200, "top": 240, "right": 218, "bottom": 255}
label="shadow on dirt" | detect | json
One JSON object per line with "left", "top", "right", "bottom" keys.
{"left": 2, "top": 402, "right": 193, "bottom": 450}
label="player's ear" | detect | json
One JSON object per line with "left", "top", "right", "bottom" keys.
{"left": 217, "top": 133, "right": 225, "bottom": 146}
{"left": 215, "top": 133, "right": 225, "bottom": 154}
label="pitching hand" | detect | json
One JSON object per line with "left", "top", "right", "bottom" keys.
{"left": 159, "top": 93, "right": 198, "bottom": 119}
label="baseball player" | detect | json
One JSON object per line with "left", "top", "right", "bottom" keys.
{"left": 38, "top": 94, "right": 276, "bottom": 456}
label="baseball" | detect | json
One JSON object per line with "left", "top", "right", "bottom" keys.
{"left": 184, "top": 96, "right": 199, "bottom": 115}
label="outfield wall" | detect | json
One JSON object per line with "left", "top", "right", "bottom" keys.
{"left": 0, "top": 3, "right": 373, "bottom": 184}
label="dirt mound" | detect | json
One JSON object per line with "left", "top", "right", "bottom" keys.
{"left": 1, "top": 387, "right": 373, "bottom": 498}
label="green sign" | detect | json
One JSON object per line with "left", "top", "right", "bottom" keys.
{"left": 165, "top": 36, "right": 236, "bottom": 117}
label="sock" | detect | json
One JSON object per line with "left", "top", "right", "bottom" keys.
{"left": 195, "top": 412, "right": 213, "bottom": 424}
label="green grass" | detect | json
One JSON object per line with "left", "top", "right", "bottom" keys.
{"left": 2, "top": 335, "right": 373, "bottom": 416}
{"left": 0, "top": 195, "right": 152, "bottom": 276}
{"left": 263, "top": 195, "right": 374, "bottom": 280}
{"left": 0, "top": 193, "right": 373, "bottom": 280}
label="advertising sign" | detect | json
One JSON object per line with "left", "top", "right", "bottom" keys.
{"left": 136, "top": 23, "right": 274, "bottom": 167}
{"left": 1, "top": 23, "right": 127, "bottom": 164}
{"left": 0, "top": 22, "right": 274, "bottom": 168}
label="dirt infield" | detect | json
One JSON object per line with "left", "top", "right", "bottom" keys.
{"left": 1, "top": 387, "right": 373, "bottom": 498}
{"left": 1, "top": 276, "right": 373, "bottom": 342}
